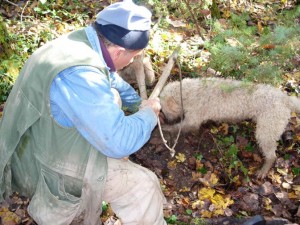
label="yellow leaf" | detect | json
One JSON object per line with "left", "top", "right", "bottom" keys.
{"left": 161, "top": 33, "right": 170, "bottom": 41}
{"left": 277, "top": 168, "right": 288, "bottom": 175}
{"left": 288, "top": 191, "right": 299, "bottom": 199}
{"left": 222, "top": 10, "right": 231, "bottom": 19}
{"left": 175, "top": 153, "right": 186, "bottom": 163}
{"left": 291, "top": 111, "right": 297, "bottom": 117}
{"left": 201, "top": 210, "right": 213, "bottom": 218}
{"left": 248, "top": 166, "right": 256, "bottom": 175}
{"left": 269, "top": 171, "right": 282, "bottom": 184}
{"left": 198, "top": 187, "right": 216, "bottom": 200}
{"left": 257, "top": 21, "right": 263, "bottom": 34}
{"left": 209, "top": 173, "right": 219, "bottom": 186}
{"left": 220, "top": 123, "right": 229, "bottom": 134}
{"left": 191, "top": 199, "right": 204, "bottom": 209}
{"left": 179, "top": 186, "right": 190, "bottom": 192}
{"left": 292, "top": 185, "right": 300, "bottom": 192}
{"left": 7, "top": 66, "right": 19, "bottom": 78}
{"left": 195, "top": 160, "right": 204, "bottom": 171}
{"left": 191, "top": 171, "right": 202, "bottom": 181}
{"left": 211, "top": 194, "right": 234, "bottom": 209}
{"left": 231, "top": 175, "right": 241, "bottom": 186}
{"left": 210, "top": 126, "right": 219, "bottom": 134}
{"left": 199, "top": 172, "right": 219, "bottom": 187}
{"left": 263, "top": 197, "right": 272, "bottom": 211}
{"left": 198, "top": 187, "right": 234, "bottom": 216}
{"left": 214, "top": 208, "right": 225, "bottom": 216}
{"left": 56, "top": 23, "right": 66, "bottom": 33}
{"left": 167, "top": 160, "right": 177, "bottom": 170}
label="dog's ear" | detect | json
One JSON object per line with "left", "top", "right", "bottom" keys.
{"left": 164, "top": 96, "right": 182, "bottom": 120}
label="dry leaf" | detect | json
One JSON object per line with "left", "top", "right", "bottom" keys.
{"left": 175, "top": 153, "right": 186, "bottom": 163}
{"left": 167, "top": 160, "right": 177, "bottom": 170}
{"left": 257, "top": 21, "right": 264, "bottom": 34}
{"left": 262, "top": 44, "right": 276, "bottom": 50}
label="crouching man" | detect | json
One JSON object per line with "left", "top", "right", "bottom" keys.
{"left": 0, "top": 1, "right": 166, "bottom": 224}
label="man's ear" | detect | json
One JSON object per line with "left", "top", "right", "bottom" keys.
{"left": 110, "top": 46, "right": 126, "bottom": 61}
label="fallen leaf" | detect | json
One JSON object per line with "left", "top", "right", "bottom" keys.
{"left": 167, "top": 160, "right": 177, "bottom": 170}
{"left": 257, "top": 21, "right": 264, "bottom": 34}
{"left": 175, "top": 153, "right": 186, "bottom": 163}
{"left": 262, "top": 44, "right": 276, "bottom": 50}
{"left": 199, "top": 172, "right": 219, "bottom": 187}
{"left": 201, "top": 210, "right": 213, "bottom": 218}
{"left": 198, "top": 187, "right": 234, "bottom": 217}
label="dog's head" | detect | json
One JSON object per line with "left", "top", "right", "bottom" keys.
{"left": 160, "top": 95, "right": 184, "bottom": 125}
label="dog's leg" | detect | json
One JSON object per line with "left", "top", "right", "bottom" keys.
{"left": 143, "top": 55, "right": 155, "bottom": 87}
{"left": 134, "top": 54, "right": 148, "bottom": 100}
{"left": 255, "top": 110, "right": 291, "bottom": 178}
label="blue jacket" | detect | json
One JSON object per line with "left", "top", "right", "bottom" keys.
{"left": 50, "top": 25, "right": 157, "bottom": 158}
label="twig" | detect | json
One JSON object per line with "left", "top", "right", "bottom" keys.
{"left": 181, "top": 0, "right": 206, "bottom": 41}
{"left": 3, "top": 0, "right": 19, "bottom": 7}
{"left": 149, "top": 46, "right": 181, "bottom": 99}
{"left": 20, "top": 0, "right": 30, "bottom": 23}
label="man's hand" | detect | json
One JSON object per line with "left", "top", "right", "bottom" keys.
{"left": 139, "top": 98, "right": 161, "bottom": 117}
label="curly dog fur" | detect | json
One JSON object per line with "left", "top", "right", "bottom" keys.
{"left": 159, "top": 77, "right": 300, "bottom": 178}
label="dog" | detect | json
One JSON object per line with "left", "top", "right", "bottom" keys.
{"left": 159, "top": 77, "right": 300, "bottom": 178}
{"left": 119, "top": 53, "right": 155, "bottom": 100}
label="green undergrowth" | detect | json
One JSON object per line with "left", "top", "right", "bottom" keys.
{"left": 205, "top": 6, "right": 300, "bottom": 85}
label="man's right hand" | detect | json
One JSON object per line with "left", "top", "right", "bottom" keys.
{"left": 139, "top": 98, "right": 161, "bottom": 117}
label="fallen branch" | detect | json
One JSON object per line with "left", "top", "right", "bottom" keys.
{"left": 149, "top": 46, "right": 181, "bottom": 99}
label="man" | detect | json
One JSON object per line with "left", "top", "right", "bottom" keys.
{"left": 0, "top": 0, "right": 167, "bottom": 224}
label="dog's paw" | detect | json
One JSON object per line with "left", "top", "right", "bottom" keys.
{"left": 256, "top": 169, "right": 268, "bottom": 179}
{"left": 256, "top": 157, "right": 276, "bottom": 179}
{"left": 256, "top": 165, "right": 272, "bottom": 179}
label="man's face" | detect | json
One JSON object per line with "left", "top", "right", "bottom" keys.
{"left": 113, "top": 48, "right": 143, "bottom": 70}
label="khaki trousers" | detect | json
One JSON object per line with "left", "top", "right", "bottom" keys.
{"left": 103, "top": 158, "right": 167, "bottom": 225}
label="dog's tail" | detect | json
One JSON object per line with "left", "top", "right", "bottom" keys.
{"left": 289, "top": 95, "right": 300, "bottom": 113}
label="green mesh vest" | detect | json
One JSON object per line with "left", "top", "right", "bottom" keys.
{"left": 0, "top": 29, "right": 108, "bottom": 225}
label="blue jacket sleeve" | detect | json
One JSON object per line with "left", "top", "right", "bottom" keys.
{"left": 110, "top": 72, "right": 142, "bottom": 112}
{"left": 50, "top": 66, "right": 157, "bottom": 158}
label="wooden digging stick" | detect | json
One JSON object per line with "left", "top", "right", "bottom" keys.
{"left": 148, "top": 46, "right": 181, "bottom": 157}
{"left": 149, "top": 46, "right": 181, "bottom": 99}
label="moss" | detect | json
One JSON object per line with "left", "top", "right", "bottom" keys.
{"left": 0, "top": 16, "right": 12, "bottom": 59}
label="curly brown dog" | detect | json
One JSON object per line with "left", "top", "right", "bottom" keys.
{"left": 159, "top": 77, "right": 300, "bottom": 178}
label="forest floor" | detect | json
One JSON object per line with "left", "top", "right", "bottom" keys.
{"left": 130, "top": 121, "right": 300, "bottom": 225}
{"left": 1, "top": 118, "right": 299, "bottom": 225}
